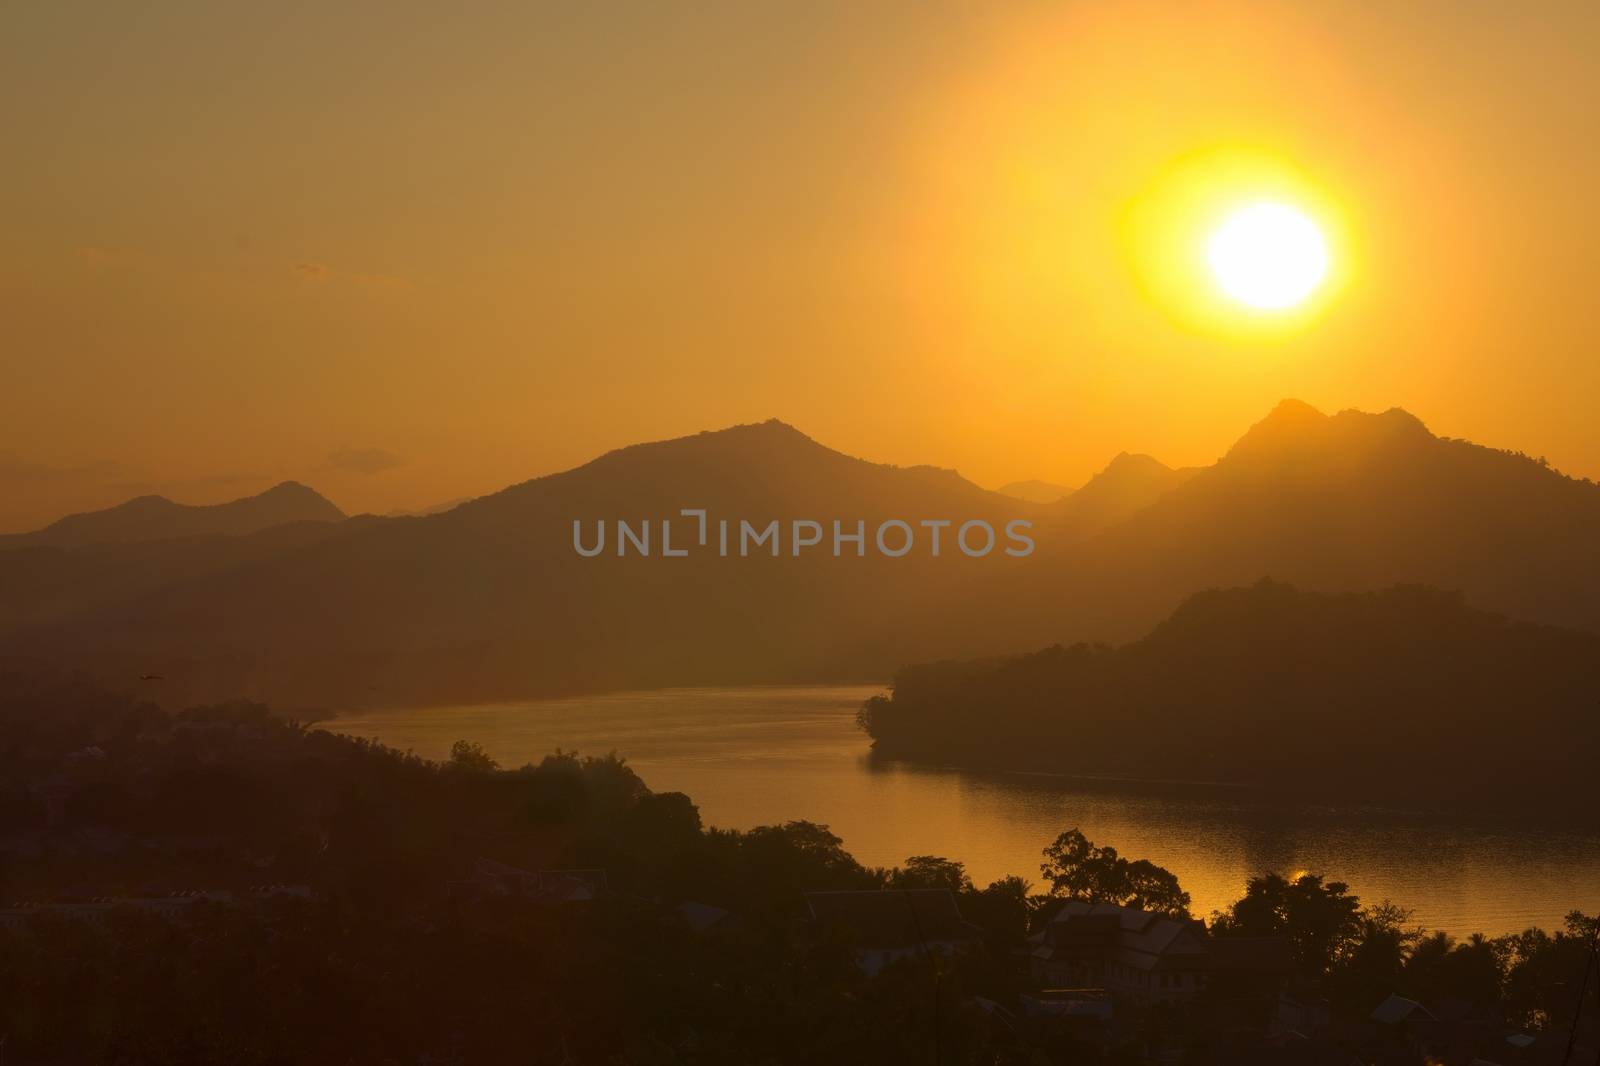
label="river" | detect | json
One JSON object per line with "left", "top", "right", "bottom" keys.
{"left": 322, "top": 684, "right": 1599, "bottom": 937}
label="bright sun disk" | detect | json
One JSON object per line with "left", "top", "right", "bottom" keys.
{"left": 1207, "top": 202, "right": 1329, "bottom": 311}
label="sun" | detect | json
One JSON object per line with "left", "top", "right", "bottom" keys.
{"left": 1207, "top": 202, "right": 1329, "bottom": 311}
{"left": 1120, "top": 148, "right": 1350, "bottom": 333}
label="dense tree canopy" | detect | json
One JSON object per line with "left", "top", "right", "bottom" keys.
{"left": 0, "top": 670, "right": 1594, "bottom": 1061}
{"left": 859, "top": 581, "right": 1600, "bottom": 805}
{"left": 1211, "top": 873, "right": 1365, "bottom": 978}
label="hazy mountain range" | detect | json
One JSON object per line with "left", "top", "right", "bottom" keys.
{"left": 0, "top": 483, "right": 350, "bottom": 637}
{"left": 3, "top": 400, "right": 1597, "bottom": 712}
{"left": 0, "top": 481, "right": 343, "bottom": 549}
{"left": 994, "top": 479, "right": 1074, "bottom": 504}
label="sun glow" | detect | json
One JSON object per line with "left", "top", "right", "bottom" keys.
{"left": 1119, "top": 147, "right": 1352, "bottom": 336}
{"left": 1207, "top": 203, "right": 1329, "bottom": 310}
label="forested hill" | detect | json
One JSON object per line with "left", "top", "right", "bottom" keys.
{"left": 858, "top": 580, "right": 1600, "bottom": 807}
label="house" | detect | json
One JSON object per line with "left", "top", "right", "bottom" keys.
{"left": 1370, "top": 993, "right": 1433, "bottom": 1027}
{"left": 1277, "top": 991, "right": 1333, "bottom": 1037}
{"left": 0, "top": 901, "right": 115, "bottom": 928}
{"left": 246, "top": 884, "right": 313, "bottom": 900}
{"left": 676, "top": 900, "right": 733, "bottom": 933}
{"left": 1018, "top": 988, "right": 1115, "bottom": 1023}
{"left": 1027, "top": 900, "right": 1211, "bottom": 1002}
{"left": 804, "top": 889, "right": 983, "bottom": 976}
{"left": 0, "top": 886, "right": 311, "bottom": 930}
{"left": 1226, "top": 1030, "right": 1366, "bottom": 1066}
{"left": 1026, "top": 900, "right": 1291, "bottom": 1004}
{"left": 1013, "top": 989, "right": 1117, "bottom": 1047}
{"left": 535, "top": 869, "right": 608, "bottom": 903}
{"left": 448, "top": 858, "right": 609, "bottom": 903}
{"left": 1372, "top": 994, "right": 1523, "bottom": 1065}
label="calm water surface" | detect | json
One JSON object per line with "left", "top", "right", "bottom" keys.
{"left": 324, "top": 684, "right": 1599, "bottom": 937}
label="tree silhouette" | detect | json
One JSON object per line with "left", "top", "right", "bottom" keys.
{"left": 888, "top": 855, "right": 973, "bottom": 893}
{"left": 1211, "top": 873, "right": 1363, "bottom": 979}
{"left": 448, "top": 739, "right": 498, "bottom": 772}
{"left": 1039, "top": 828, "right": 1191, "bottom": 917}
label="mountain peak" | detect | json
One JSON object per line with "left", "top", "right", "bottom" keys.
{"left": 6, "top": 480, "right": 344, "bottom": 548}
{"left": 252, "top": 481, "right": 344, "bottom": 519}
{"left": 1223, "top": 399, "right": 1330, "bottom": 462}
{"left": 1338, "top": 405, "right": 1432, "bottom": 438}
{"left": 1041, "top": 450, "right": 1195, "bottom": 540}
{"left": 598, "top": 418, "right": 832, "bottom": 464}
{"left": 1100, "top": 452, "right": 1172, "bottom": 477}
{"left": 1224, "top": 400, "right": 1441, "bottom": 469}
{"left": 259, "top": 480, "right": 332, "bottom": 502}
{"left": 996, "top": 478, "right": 1074, "bottom": 504}
{"left": 1251, "top": 397, "right": 1328, "bottom": 434}
{"left": 724, "top": 418, "right": 816, "bottom": 442}
{"left": 116, "top": 494, "right": 179, "bottom": 511}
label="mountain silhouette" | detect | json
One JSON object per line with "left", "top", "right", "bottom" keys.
{"left": 995, "top": 479, "right": 1074, "bottom": 504}
{"left": 2, "top": 421, "right": 1035, "bottom": 707}
{"left": 859, "top": 579, "right": 1600, "bottom": 807}
{"left": 1041, "top": 452, "right": 1199, "bottom": 542}
{"left": 1027, "top": 400, "right": 1600, "bottom": 641}
{"left": 4, "top": 404, "right": 1598, "bottom": 711}
{"left": 1, "top": 481, "right": 344, "bottom": 549}
{"left": 386, "top": 496, "right": 475, "bottom": 517}
{"left": 0, "top": 520, "right": 356, "bottom": 637}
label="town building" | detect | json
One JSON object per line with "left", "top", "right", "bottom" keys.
{"left": 1026, "top": 900, "right": 1290, "bottom": 1003}
{"left": 804, "top": 888, "right": 983, "bottom": 977}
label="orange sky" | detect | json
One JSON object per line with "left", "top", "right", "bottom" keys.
{"left": 3, "top": 1, "right": 1597, "bottom": 530}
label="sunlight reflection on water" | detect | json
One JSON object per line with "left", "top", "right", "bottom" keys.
{"left": 324, "top": 684, "right": 1600, "bottom": 937}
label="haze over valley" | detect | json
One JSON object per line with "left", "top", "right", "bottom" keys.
{"left": 4, "top": 400, "right": 1597, "bottom": 722}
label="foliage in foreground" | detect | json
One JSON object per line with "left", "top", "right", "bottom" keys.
{"left": 0, "top": 671, "right": 1594, "bottom": 1063}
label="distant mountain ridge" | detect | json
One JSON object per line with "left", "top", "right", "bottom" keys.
{"left": 0, "top": 520, "right": 355, "bottom": 637}
{"left": 387, "top": 497, "right": 475, "bottom": 518}
{"left": 1, "top": 481, "right": 344, "bottom": 548}
{"left": 996, "top": 479, "right": 1074, "bottom": 504}
{"left": 1035, "top": 400, "right": 1600, "bottom": 639}
{"left": 1041, "top": 452, "right": 1199, "bottom": 542}
{"left": 3, "top": 402, "right": 1598, "bottom": 711}
{"left": 3, "top": 419, "right": 1036, "bottom": 708}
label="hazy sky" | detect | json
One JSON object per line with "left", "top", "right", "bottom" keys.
{"left": 3, "top": 1, "right": 1597, "bottom": 530}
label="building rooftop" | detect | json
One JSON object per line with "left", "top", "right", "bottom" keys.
{"left": 1370, "top": 993, "right": 1434, "bottom": 1026}
{"left": 804, "top": 889, "right": 975, "bottom": 948}
{"left": 1040, "top": 900, "right": 1208, "bottom": 970}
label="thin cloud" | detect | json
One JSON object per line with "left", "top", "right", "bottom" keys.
{"left": 292, "top": 262, "right": 332, "bottom": 282}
